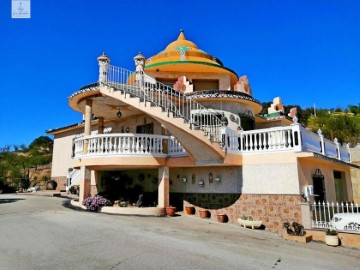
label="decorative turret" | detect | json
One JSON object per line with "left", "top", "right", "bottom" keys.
{"left": 97, "top": 52, "right": 110, "bottom": 84}
{"left": 134, "top": 52, "right": 146, "bottom": 72}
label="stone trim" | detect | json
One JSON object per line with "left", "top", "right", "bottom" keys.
{"left": 183, "top": 193, "right": 302, "bottom": 233}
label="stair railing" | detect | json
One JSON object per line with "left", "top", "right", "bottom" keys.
{"left": 104, "top": 64, "right": 225, "bottom": 142}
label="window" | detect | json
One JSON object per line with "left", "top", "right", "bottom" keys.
{"left": 192, "top": 80, "right": 219, "bottom": 91}
{"left": 136, "top": 123, "right": 154, "bottom": 134}
{"left": 334, "top": 171, "right": 347, "bottom": 202}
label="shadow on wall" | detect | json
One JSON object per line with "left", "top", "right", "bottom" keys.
{"left": 171, "top": 193, "right": 241, "bottom": 210}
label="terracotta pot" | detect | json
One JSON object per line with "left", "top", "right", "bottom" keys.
{"left": 165, "top": 206, "right": 176, "bottom": 216}
{"left": 325, "top": 235, "right": 339, "bottom": 246}
{"left": 217, "top": 214, "right": 228, "bottom": 223}
{"left": 185, "top": 206, "right": 195, "bottom": 215}
{"left": 199, "top": 210, "right": 210, "bottom": 219}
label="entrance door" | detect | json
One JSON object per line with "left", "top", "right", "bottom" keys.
{"left": 312, "top": 169, "right": 326, "bottom": 202}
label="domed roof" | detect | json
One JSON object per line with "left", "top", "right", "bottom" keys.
{"left": 144, "top": 30, "right": 238, "bottom": 86}
{"left": 164, "top": 30, "right": 199, "bottom": 52}
{"left": 145, "top": 30, "right": 226, "bottom": 69}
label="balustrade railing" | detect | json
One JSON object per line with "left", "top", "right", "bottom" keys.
{"left": 105, "top": 64, "right": 225, "bottom": 142}
{"left": 224, "top": 125, "right": 302, "bottom": 153}
{"left": 73, "top": 134, "right": 187, "bottom": 158}
{"left": 312, "top": 201, "right": 360, "bottom": 233}
{"left": 223, "top": 125, "right": 350, "bottom": 162}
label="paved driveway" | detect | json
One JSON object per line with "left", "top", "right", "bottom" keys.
{"left": 0, "top": 194, "right": 359, "bottom": 270}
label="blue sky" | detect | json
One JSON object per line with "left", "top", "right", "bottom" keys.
{"left": 1, "top": 0, "right": 359, "bottom": 147}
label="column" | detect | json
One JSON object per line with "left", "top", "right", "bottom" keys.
{"left": 158, "top": 166, "right": 169, "bottom": 208}
{"left": 79, "top": 166, "right": 91, "bottom": 203}
{"left": 83, "top": 99, "right": 92, "bottom": 154}
{"left": 98, "top": 117, "right": 104, "bottom": 134}
{"left": 90, "top": 170, "right": 98, "bottom": 196}
{"left": 318, "top": 129, "right": 325, "bottom": 155}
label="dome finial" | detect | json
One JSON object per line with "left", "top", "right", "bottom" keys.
{"left": 177, "top": 29, "right": 186, "bottom": 40}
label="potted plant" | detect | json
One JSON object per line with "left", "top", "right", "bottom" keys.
{"left": 165, "top": 206, "right": 176, "bottom": 216}
{"left": 237, "top": 216, "right": 262, "bottom": 229}
{"left": 282, "top": 222, "right": 312, "bottom": 243}
{"left": 185, "top": 206, "right": 195, "bottom": 215}
{"left": 199, "top": 209, "right": 210, "bottom": 218}
{"left": 216, "top": 213, "right": 228, "bottom": 223}
{"left": 325, "top": 229, "right": 339, "bottom": 246}
{"left": 82, "top": 195, "right": 110, "bottom": 211}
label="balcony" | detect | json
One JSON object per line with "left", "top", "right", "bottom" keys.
{"left": 73, "top": 134, "right": 187, "bottom": 158}
{"left": 72, "top": 125, "right": 351, "bottom": 164}
{"left": 223, "top": 124, "right": 351, "bottom": 163}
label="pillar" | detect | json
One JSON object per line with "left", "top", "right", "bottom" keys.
{"left": 98, "top": 117, "right": 104, "bottom": 134}
{"left": 83, "top": 99, "right": 92, "bottom": 154}
{"left": 90, "top": 170, "right": 98, "bottom": 196}
{"left": 97, "top": 52, "right": 110, "bottom": 85}
{"left": 158, "top": 166, "right": 169, "bottom": 208}
{"left": 79, "top": 166, "right": 91, "bottom": 203}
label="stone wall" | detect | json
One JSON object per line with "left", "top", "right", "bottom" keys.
{"left": 176, "top": 193, "right": 302, "bottom": 233}
{"left": 51, "top": 176, "right": 67, "bottom": 191}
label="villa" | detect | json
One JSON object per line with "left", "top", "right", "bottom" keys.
{"left": 47, "top": 30, "right": 354, "bottom": 233}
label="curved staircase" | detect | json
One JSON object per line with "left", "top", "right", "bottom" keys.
{"left": 100, "top": 65, "right": 227, "bottom": 164}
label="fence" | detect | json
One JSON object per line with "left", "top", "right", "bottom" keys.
{"left": 311, "top": 201, "right": 360, "bottom": 233}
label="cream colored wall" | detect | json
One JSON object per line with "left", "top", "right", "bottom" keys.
{"left": 170, "top": 167, "right": 241, "bottom": 193}
{"left": 297, "top": 158, "right": 353, "bottom": 202}
{"left": 51, "top": 131, "right": 80, "bottom": 178}
{"left": 241, "top": 153, "right": 300, "bottom": 194}
{"left": 147, "top": 71, "right": 231, "bottom": 90}
{"left": 242, "top": 163, "right": 299, "bottom": 194}
{"left": 108, "top": 116, "right": 164, "bottom": 135}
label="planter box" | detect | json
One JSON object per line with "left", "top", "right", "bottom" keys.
{"left": 237, "top": 218, "right": 262, "bottom": 229}
{"left": 283, "top": 233, "right": 313, "bottom": 243}
{"left": 325, "top": 235, "right": 339, "bottom": 246}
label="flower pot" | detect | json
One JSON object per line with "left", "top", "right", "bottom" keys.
{"left": 165, "top": 206, "right": 176, "bottom": 216}
{"left": 199, "top": 209, "right": 210, "bottom": 219}
{"left": 325, "top": 235, "right": 339, "bottom": 246}
{"left": 217, "top": 214, "right": 228, "bottom": 223}
{"left": 185, "top": 206, "right": 195, "bottom": 215}
{"left": 237, "top": 218, "right": 263, "bottom": 229}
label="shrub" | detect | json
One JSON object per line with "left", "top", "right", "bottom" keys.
{"left": 326, "top": 229, "right": 338, "bottom": 236}
{"left": 82, "top": 195, "right": 109, "bottom": 211}
{"left": 283, "top": 222, "right": 306, "bottom": 236}
{"left": 46, "top": 180, "right": 57, "bottom": 190}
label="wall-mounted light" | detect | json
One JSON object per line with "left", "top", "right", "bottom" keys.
{"left": 182, "top": 177, "right": 187, "bottom": 183}
{"left": 209, "top": 173, "right": 213, "bottom": 184}
{"left": 215, "top": 176, "right": 221, "bottom": 183}
{"left": 116, "top": 110, "right": 122, "bottom": 118}
{"left": 198, "top": 180, "right": 204, "bottom": 187}
{"left": 126, "top": 127, "right": 130, "bottom": 133}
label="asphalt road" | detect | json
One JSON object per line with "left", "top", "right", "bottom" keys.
{"left": 0, "top": 194, "right": 359, "bottom": 270}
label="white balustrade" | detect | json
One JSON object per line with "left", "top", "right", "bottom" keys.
{"left": 225, "top": 126, "right": 300, "bottom": 153}
{"left": 73, "top": 134, "right": 187, "bottom": 158}
{"left": 223, "top": 125, "right": 351, "bottom": 162}
{"left": 312, "top": 201, "right": 360, "bottom": 233}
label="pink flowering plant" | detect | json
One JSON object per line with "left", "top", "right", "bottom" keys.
{"left": 82, "top": 195, "right": 109, "bottom": 211}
